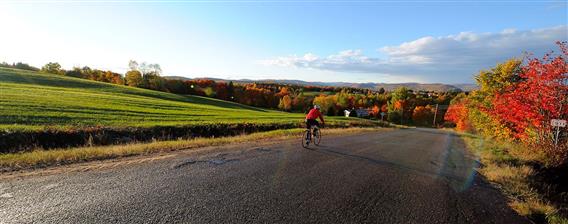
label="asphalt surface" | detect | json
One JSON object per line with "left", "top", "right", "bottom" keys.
{"left": 0, "top": 128, "right": 529, "bottom": 224}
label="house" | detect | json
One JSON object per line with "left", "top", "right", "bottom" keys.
{"left": 355, "top": 108, "right": 370, "bottom": 118}
{"left": 345, "top": 108, "right": 371, "bottom": 118}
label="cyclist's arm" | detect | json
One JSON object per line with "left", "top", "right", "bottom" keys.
{"left": 318, "top": 112, "right": 325, "bottom": 126}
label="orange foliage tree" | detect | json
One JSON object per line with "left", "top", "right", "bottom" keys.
{"left": 412, "top": 105, "right": 434, "bottom": 126}
{"left": 370, "top": 105, "right": 380, "bottom": 118}
{"left": 445, "top": 98, "right": 472, "bottom": 131}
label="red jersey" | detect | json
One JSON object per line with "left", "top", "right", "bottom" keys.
{"left": 306, "top": 109, "right": 325, "bottom": 123}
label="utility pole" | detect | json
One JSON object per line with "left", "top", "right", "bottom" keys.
{"left": 433, "top": 104, "right": 439, "bottom": 127}
{"left": 400, "top": 109, "right": 403, "bottom": 125}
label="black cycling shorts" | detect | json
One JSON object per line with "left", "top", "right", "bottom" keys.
{"left": 306, "top": 119, "right": 319, "bottom": 129}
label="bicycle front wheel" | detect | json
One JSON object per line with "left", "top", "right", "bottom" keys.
{"left": 301, "top": 130, "right": 310, "bottom": 148}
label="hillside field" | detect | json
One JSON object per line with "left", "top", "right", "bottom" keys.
{"left": 0, "top": 68, "right": 383, "bottom": 151}
{"left": 0, "top": 68, "right": 374, "bottom": 131}
{"left": 0, "top": 68, "right": 315, "bottom": 130}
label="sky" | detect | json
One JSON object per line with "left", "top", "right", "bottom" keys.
{"left": 0, "top": 0, "right": 566, "bottom": 84}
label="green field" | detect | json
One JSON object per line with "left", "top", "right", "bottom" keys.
{"left": 0, "top": 68, "right": 357, "bottom": 131}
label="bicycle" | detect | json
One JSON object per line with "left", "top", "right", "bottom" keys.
{"left": 302, "top": 124, "right": 321, "bottom": 148}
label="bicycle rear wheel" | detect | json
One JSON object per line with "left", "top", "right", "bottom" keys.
{"left": 313, "top": 128, "right": 321, "bottom": 146}
{"left": 301, "top": 130, "right": 311, "bottom": 148}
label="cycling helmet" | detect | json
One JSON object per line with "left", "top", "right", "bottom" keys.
{"left": 314, "top": 105, "right": 321, "bottom": 110}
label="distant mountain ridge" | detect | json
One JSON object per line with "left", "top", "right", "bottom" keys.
{"left": 164, "top": 76, "right": 478, "bottom": 92}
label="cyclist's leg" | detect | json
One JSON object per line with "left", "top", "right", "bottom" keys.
{"left": 312, "top": 120, "right": 319, "bottom": 136}
{"left": 304, "top": 120, "right": 311, "bottom": 140}
{"left": 306, "top": 119, "right": 318, "bottom": 141}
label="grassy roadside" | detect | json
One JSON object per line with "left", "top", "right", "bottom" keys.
{"left": 458, "top": 133, "right": 567, "bottom": 224}
{"left": 0, "top": 127, "right": 384, "bottom": 172}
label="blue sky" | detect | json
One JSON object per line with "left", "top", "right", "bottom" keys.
{"left": 0, "top": 1, "right": 566, "bottom": 84}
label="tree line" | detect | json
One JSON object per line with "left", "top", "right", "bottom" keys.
{"left": 0, "top": 62, "right": 40, "bottom": 71}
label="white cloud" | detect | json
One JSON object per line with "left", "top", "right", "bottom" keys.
{"left": 261, "top": 26, "right": 568, "bottom": 83}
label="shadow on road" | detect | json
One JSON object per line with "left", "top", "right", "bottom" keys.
{"left": 309, "top": 144, "right": 471, "bottom": 183}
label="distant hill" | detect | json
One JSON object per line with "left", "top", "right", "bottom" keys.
{"left": 164, "top": 76, "right": 478, "bottom": 92}
{"left": 452, "top": 84, "right": 478, "bottom": 92}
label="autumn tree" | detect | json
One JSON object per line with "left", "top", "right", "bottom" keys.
{"left": 203, "top": 87, "right": 215, "bottom": 97}
{"left": 444, "top": 96, "right": 472, "bottom": 131}
{"left": 108, "top": 71, "right": 125, "bottom": 85}
{"left": 276, "top": 87, "right": 291, "bottom": 97}
{"left": 214, "top": 82, "right": 230, "bottom": 100}
{"left": 125, "top": 70, "right": 143, "bottom": 87}
{"left": 465, "top": 59, "right": 523, "bottom": 139}
{"left": 292, "top": 92, "right": 311, "bottom": 112}
{"left": 313, "top": 95, "right": 336, "bottom": 114}
{"left": 370, "top": 105, "right": 380, "bottom": 118}
{"left": 491, "top": 42, "right": 568, "bottom": 165}
{"left": 278, "top": 95, "right": 292, "bottom": 111}
{"left": 412, "top": 105, "right": 434, "bottom": 126}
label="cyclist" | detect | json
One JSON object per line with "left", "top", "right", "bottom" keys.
{"left": 306, "top": 105, "right": 325, "bottom": 130}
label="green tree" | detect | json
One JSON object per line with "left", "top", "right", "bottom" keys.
{"left": 475, "top": 59, "right": 522, "bottom": 98}
{"left": 13, "top": 62, "right": 39, "bottom": 71}
{"left": 327, "top": 106, "right": 336, "bottom": 116}
{"left": 144, "top": 73, "right": 165, "bottom": 90}
{"left": 65, "top": 67, "right": 85, "bottom": 78}
{"left": 41, "top": 62, "right": 64, "bottom": 75}
{"left": 390, "top": 87, "right": 411, "bottom": 103}
{"left": 336, "top": 89, "right": 350, "bottom": 109}
{"left": 127, "top": 60, "right": 163, "bottom": 89}
{"left": 387, "top": 111, "right": 402, "bottom": 123}
{"left": 388, "top": 87, "right": 411, "bottom": 124}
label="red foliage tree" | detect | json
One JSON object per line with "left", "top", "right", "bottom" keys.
{"left": 492, "top": 42, "right": 568, "bottom": 141}
{"left": 215, "top": 82, "right": 230, "bottom": 100}
{"left": 380, "top": 104, "right": 388, "bottom": 112}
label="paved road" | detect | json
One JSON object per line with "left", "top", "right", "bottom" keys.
{"left": 0, "top": 128, "right": 528, "bottom": 223}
